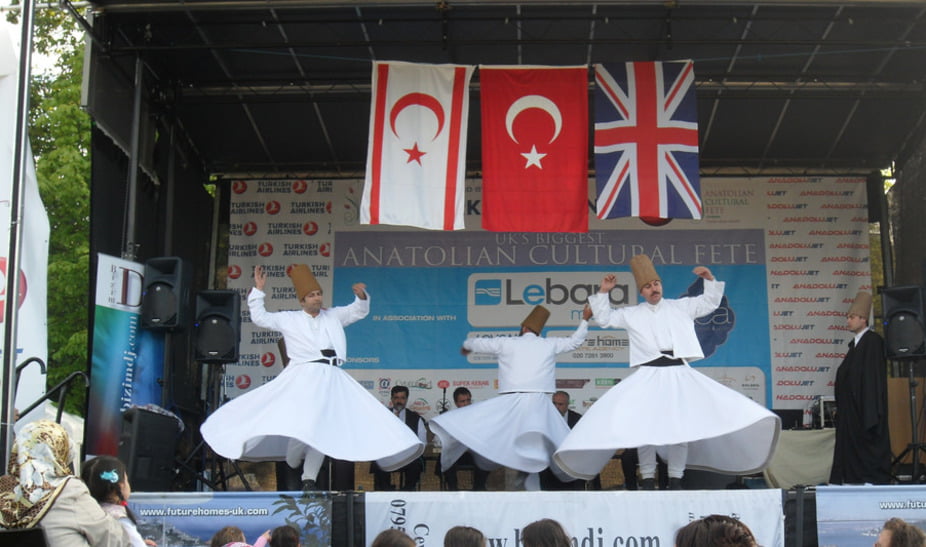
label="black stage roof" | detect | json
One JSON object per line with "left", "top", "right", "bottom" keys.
{"left": 83, "top": 0, "right": 926, "bottom": 178}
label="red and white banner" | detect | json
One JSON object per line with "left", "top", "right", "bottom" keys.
{"left": 362, "top": 61, "right": 474, "bottom": 230}
{"left": 479, "top": 66, "right": 589, "bottom": 233}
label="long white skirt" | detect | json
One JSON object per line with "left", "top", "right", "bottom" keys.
{"left": 429, "top": 392, "right": 571, "bottom": 474}
{"left": 553, "top": 364, "right": 781, "bottom": 480}
{"left": 200, "top": 361, "right": 424, "bottom": 471}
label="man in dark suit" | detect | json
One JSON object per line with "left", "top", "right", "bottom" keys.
{"left": 372, "top": 385, "right": 427, "bottom": 490}
{"left": 442, "top": 387, "right": 489, "bottom": 490}
{"left": 540, "top": 391, "right": 590, "bottom": 490}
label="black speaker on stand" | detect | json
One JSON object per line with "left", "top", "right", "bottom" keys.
{"left": 176, "top": 290, "right": 252, "bottom": 491}
{"left": 141, "top": 257, "right": 192, "bottom": 330}
{"left": 883, "top": 285, "right": 926, "bottom": 483}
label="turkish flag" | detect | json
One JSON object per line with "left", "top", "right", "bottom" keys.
{"left": 362, "top": 61, "right": 474, "bottom": 230}
{"left": 479, "top": 66, "right": 589, "bottom": 232}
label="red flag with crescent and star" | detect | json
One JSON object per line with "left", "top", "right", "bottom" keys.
{"left": 362, "top": 61, "right": 475, "bottom": 230}
{"left": 479, "top": 65, "right": 589, "bottom": 232}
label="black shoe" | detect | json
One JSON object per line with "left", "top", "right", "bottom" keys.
{"left": 668, "top": 478, "right": 683, "bottom": 490}
{"left": 301, "top": 479, "right": 318, "bottom": 492}
{"left": 640, "top": 478, "right": 656, "bottom": 490}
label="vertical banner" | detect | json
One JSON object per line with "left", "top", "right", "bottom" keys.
{"left": 0, "top": 25, "right": 49, "bottom": 423}
{"left": 86, "top": 253, "right": 164, "bottom": 456}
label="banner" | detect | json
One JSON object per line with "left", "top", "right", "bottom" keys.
{"left": 365, "top": 490, "right": 784, "bottom": 546}
{"left": 0, "top": 24, "right": 49, "bottom": 422}
{"left": 86, "top": 254, "right": 164, "bottom": 455}
{"left": 129, "top": 491, "right": 332, "bottom": 547}
{"left": 817, "top": 484, "right": 926, "bottom": 546}
{"left": 363, "top": 61, "right": 474, "bottom": 230}
{"left": 479, "top": 66, "right": 589, "bottom": 232}
{"left": 227, "top": 176, "right": 870, "bottom": 422}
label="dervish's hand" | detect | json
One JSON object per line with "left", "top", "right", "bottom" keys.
{"left": 254, "top": 265, "right": 267, "bottom": 290}
{"left": 693, "top": 266, "right": 715, "bottom": 281}
{"left": 599, "top": 274, "right": 618, "bottom": 293}
{"left": 583, "top": 304, "right": 593, "bottom": 321}
{"left": 353, "top": 282, "right": 368, "bottom": 300}
{"left": 460, "top": 347, "right": 471, "bottom": 356}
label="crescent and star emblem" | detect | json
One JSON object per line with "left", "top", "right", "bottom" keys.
{"left": 390, "top": 93, "right": 445, "bottom": 165}
{"left": 505, "top": 94, "right": 562, "bottom": 169}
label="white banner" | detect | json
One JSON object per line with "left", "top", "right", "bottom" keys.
{"left": 365, "top": 490, "right": 784, "bottom": 547}
{"left": 0, "top": 23, "right": 48, "bottom": 420}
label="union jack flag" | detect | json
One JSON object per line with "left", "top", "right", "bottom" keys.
{"left": 593, "top": 61, "right": 702, "bottom": 220}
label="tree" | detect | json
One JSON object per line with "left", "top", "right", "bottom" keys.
{"left": 8, "top": 5, "right": 91, "bottom": 415}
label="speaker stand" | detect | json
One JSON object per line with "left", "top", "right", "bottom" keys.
{"left": 892, "top": 360, "right": 926, "bottom": 483}
{"left": 177, "top": 362, "right": 253, "bottom": 491}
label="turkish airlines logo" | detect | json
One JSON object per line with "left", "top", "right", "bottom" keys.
{"left": 258, "top": 243, "right": 274, "bottom": 257}
{"left": 506, "top": 95, "right": 561, "bottom": 169}
{"left": 242, "top": 222, "right": 258, "bottom": 236}
{"left": 292, "top": 180, "right": 308, "bottom": 194}
{"left": 235, "top": 375, "right": 251, "bottom": 389}
{"left": 0, "top": 258, "right": 27, "bottom": 323}
{"left": 320, "top": 243, "right": 331, "bottom": 257}
{"left": 303, "top": 221, "right": 318, "bottom": 236}
{"left": 261, "top": 353, "right": 276, "bottom": 367}
{"left": 265, "top": 201, "right": 281, "bottom": 215}
{"left": 232, "top": 180, "right": 248, "bottom": 194}
{"left": 227, "top": 265, "right": 242, "bottom": 279}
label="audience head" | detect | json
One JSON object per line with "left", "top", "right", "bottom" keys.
{"left": 391, "top": 385, "right": 410, "bottom": 412}
{"left": 210, "top": 525, "right": 247, "bottom": 547}
{"left": 82, "top": 455, "right": 131, "bottom": 505}
{"left": 444, "top": 525, "right": 486, "bottom": 547}
{"left": 453, "top": 387, "right": 473, "bottom": 408}
{"left": 0, "top": 420, "right": 74, "bottom": 528}
{"left": 552, "top": 391, "right": 570, "bottom": 417}
{"left": 675, "top": 514, "right": 758, "bottom": 547}
{"left": 521, "top": 518, "right": 571, "bottom": 547}
{"left": 269, "top": 524, "right": 301, "bottom": 547}
{"left": 878, "top": 518, "right": 926, "bottom": 547}
{"left": 372, "top": 529, "right": 416, "bottom": 547}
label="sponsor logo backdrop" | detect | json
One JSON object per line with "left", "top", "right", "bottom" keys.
{"left": 227, "top": 177, "right": 870, "bottom": 418}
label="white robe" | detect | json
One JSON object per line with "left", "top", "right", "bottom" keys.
{"left": 553, "top": 280, "right": 780, "bottom": 480}
{"left": 430, "top": 321, "right": 588, "bottom": 474}
{"left": 200, "top": 289, "right": 424, "bottom": 471}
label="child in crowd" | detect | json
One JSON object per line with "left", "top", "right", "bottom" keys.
{"left": 81, "top": 455, "right": 156, "bottom": 547}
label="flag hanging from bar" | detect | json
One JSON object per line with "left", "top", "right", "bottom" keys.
{"left": 594, "top": 61, "right": 702, "bottom": 220}
{"left": 362, "top": 61, "right": 474, "bottom": 230}
{"left": 479, "top": 65, "right": 589, "bottom": 232}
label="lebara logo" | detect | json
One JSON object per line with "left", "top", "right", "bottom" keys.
{"left": 235, "top": 375, "right": 252, "bottom": 389}
{"left": 475, "top": 279, "right": 502, "bottom": 305}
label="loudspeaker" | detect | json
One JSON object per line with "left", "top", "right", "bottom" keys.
{"left": 882, "top": 285, "right": 926, "bottom": 360}
{"left": 193, "top": 290, "right": 241, "bottom": 363}
{"left": 118, "top": 408, "right": 179, "bottom": 491}
{"left": 141, "top": 257, "right": 192, "bottom": 330}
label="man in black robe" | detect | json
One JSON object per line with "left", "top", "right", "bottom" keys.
{"left": 830, "top": 291, "right": 892, "bottom": 484}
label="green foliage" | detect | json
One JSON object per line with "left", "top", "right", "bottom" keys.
{"left": 9, "top": 6, "right": 92, "bottom": 415}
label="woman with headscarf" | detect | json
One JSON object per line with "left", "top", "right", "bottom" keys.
{"left": 0, "top": 420, "right": 129, "bottom": 546}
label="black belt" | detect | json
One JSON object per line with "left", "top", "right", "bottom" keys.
{"left": 310, "top": 357, "right": 340, "bottom": 366}
{"left": 642, "top": 355, "right": 684, "bottom": 367}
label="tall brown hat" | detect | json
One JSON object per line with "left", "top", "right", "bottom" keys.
{"left": 630, "top": 254, "right": 660, "bottom": 290}
{"left": 848, "top": 291, "right": 872, "bottom": 319}
{"left": 521, "top": 305, "right": 551, "bottom": 335}
{"left": 288, "top": 264, "right": 322, "bottom": 301}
